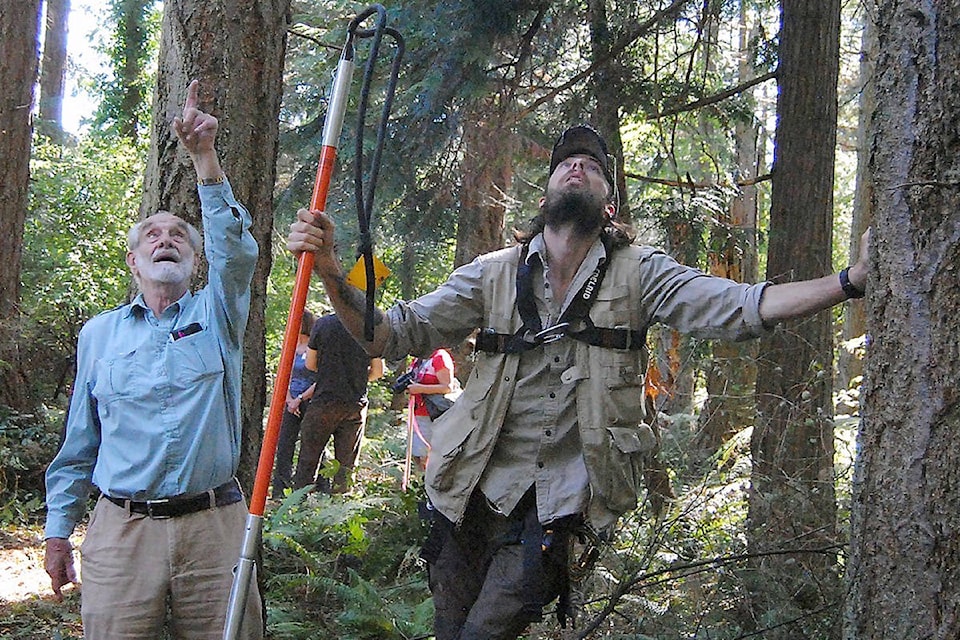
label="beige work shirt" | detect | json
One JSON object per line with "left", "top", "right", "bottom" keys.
{"left": 478, "top": 235, "right": 604, "bottom": 522}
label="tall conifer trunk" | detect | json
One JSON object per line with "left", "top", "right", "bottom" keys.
{"left": 0, "top": 0, "right": 43, "bottom": 410}
{"left": 38, "top": 0, "right": 70, "bottom": 142}
{"left": 846, "top": 1, "right": 960, "bottom": 636}
{"left": 746, "top": 1, "right": 842, "bottom": 637}
{"left": 142, "top": 0, "right": 291, "bottom": 490}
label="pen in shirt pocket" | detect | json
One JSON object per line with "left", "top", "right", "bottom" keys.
{"left": 170, "top": 322, "right": 203, "bottom": 341}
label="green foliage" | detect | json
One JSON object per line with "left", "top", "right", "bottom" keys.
{"left": 23, "top": 135, "right": 143, "bottom": 401}
{"left": 261, "top": 408, "right": 433, "bottom": 639}
{"left": 90, "top": 0, "right": 163, "bottom": 139}
{"left": 0, "top": 407, "right": 63, "bottom": 525}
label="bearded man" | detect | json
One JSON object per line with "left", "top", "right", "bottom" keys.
{"left": 286, "top": 125, "right": 870, "bottom": 640}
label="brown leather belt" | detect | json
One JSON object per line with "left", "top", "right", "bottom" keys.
{"left": 104, "top": 478, "right": 242, "bottom": 519}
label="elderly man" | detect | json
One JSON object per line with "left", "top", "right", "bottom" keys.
{"left": 43, "top": 80, "right": 263, "bottom": 639}
{"left": 286, "top": 124, "right": 870, "bottom": 640}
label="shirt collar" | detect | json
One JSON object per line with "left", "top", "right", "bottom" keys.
{"left": 526, "top": 232, "right": 608, "bottom": 270}
{"left": 124, "top": 290, "right": 193, "bottom": 319}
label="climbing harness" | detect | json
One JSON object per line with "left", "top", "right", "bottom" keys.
{"left": 475, "top": 241, "right": 646, "bottom": 354}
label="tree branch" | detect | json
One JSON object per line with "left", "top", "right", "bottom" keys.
{"left": 288, "top": 23, "right": 341, "bottom": 52}
{"left": 518, "top": 0, "right": 695, "bottom": 119}
{"left": 575, "top": 543, "right": 845, "bottom": 638}
{"left": 653, "top": 70, "right": 777, "bottom": 119}
{"left": 627, "top": 170, "right": 772, "bottom": 190}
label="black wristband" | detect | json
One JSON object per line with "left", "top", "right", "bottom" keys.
{"left": 839, "top": 267, "right": 865, "bottom": 299}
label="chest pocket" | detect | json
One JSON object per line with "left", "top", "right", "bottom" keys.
{"left": 91, "top": 329, "right": 224, "bottom": 403}
{"left": 92, "top": 347, "right": 142, "bottom": 404}
{"left": 166, "top": 329, "right": 224, "bottom": 391}
{"left": 588, "top": 283, "right": 636, "bottom": 331}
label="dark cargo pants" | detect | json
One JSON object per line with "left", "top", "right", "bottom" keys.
{"left": 423, "top": 489, "right": 569, "bottom": 640}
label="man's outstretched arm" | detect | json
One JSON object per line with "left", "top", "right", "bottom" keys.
{"left": 287, "top": 208, "right": 391, "bottom": 356}
{"left": 759, "top": 229, "right": 870, "bottom": 323}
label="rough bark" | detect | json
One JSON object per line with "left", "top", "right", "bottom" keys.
{"left": 746, "top": 0, "right": 842, "bottom": 637}
{"left": 142, "top": 0, "right": 291, "bottom": 491}
{"left": 454, "top": 112, "right": 515, "bottom": 267}
{"left": 654, "top": 222, "right": 699, "bottom": 416}
{"left": 587, "top": 0, "right": 630, "bottom": 221}
{"left": 0, "top": 0, "right": 43, "bottom": 410}
{"left": 845, "top": 1, "right": 960, "bottom": 637}
{"left": 38, "top": 0, "right": 70, "bottom": 143}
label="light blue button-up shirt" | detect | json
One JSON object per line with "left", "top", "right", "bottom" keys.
{"left": 44, "top": 180, "right": 258, "bottom": 539}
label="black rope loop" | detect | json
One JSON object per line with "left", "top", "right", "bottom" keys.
{"left": 345, "top": 5, "right": 405, "bottom": 342}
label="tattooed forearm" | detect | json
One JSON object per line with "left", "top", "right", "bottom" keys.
{"left": 314, "top": 260, "right": 390, "bottom": 354}
{"left": 334, "top": 274, "right": 367, "bottom": 314}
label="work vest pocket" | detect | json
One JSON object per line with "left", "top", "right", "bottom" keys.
{"left": 590, "top": 283, "right": 634, "bottom": 328}
{"left": 605, "top": 381, "right": 645, "bottom": 426}
{"left": 601, "top": 424, "right": 658, "bottom": 513}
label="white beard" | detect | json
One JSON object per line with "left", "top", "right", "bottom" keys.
{"left": 140, "top": 259, "right": 193, "bottom": 286}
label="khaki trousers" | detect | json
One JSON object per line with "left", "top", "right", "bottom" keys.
{"left": 80, "top": 495, "right": 263, "bottom": 639}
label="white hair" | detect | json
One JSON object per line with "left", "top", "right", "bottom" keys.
{"left": 127, "top": 211, "right": 202, "bottom": 252}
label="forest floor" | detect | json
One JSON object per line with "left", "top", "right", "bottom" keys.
{"left": 0, "top": 524, "right": 83, "bottom": 639}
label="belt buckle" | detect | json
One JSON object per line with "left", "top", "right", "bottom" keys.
{"left": 536, "top": 322, "right": 570, "bottom": 344}
{"left": 146, "top": 498, "right": 171, "bottom": 519}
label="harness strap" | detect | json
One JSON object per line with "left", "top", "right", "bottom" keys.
{"left": 477, "top": 326, "right": 646, "bottom": 352}
{"left": 477, "top": 242, "right": 645, "bottom": 353}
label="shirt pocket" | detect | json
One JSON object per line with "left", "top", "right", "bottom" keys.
{"left": 92, "top": 348, "right": 140, "bottom": 404}
{"left": 167, "top": 329, "right": 225, "bottom": 390}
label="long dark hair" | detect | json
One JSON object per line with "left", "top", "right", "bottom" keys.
{"left": 300, "top": 309, "right": 317, "bottom": 336}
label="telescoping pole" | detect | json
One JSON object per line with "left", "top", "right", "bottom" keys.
{"left": 220, "top": 30, "right": 357, "bottom": 640}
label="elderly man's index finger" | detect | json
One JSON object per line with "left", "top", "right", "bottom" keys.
{"left": 183, "top": 79, "right": 200, "bottom": 114}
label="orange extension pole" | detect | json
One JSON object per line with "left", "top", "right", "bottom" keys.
{"left": 222, "top": 43, "right": 356, "bottom": 640}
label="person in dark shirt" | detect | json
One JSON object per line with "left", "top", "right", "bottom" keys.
{"left": 292, "top": 313, "right": 383, "bottom": 493}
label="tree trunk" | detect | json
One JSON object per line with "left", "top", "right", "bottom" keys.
{"left": 746, "top": 1, "right": 842, "bottom": 637}
{"left": 0, "top": 0, "right": 42, "bottom": 411}
{"left": 454, "top": 111, "right": 515, "bottom": 267}
{"left": 654, "top": 219, "right": 699, "bottom": 416}
{"left": 142, "top": 0, "right": 291, "bottom": 491}
{"left": 837, "top": 1, "right": 876, "bottom": 397}
{"left": 694, "top": 1, "right": 760, "bottom": 463}
{"left": 114, "top": 0, "right": 152, "bottom": 142}
{"left": 587, "top": 0, "right": 629, "bottom": 221}
{"left": 38, "top": 0, "right": 70, "bottom": 143}
{"left": 845, "top": 1, "right": 960, "bottom": 637}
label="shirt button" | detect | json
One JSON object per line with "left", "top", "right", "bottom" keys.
{"left": 554, "top": 356, "right": 560, "bottom": 363}
{"left": 545, "top": 430, "right": 552, "bottom": 437}
{"left": 537, "top": 461, "right": 544, "bottom": 468}
{"left": 549, "top": 392, "right": 556, "bottom": 399}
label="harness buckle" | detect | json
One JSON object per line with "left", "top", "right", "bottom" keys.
{"left": 535, "top": 322, "right": 570, "bottom": 344}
